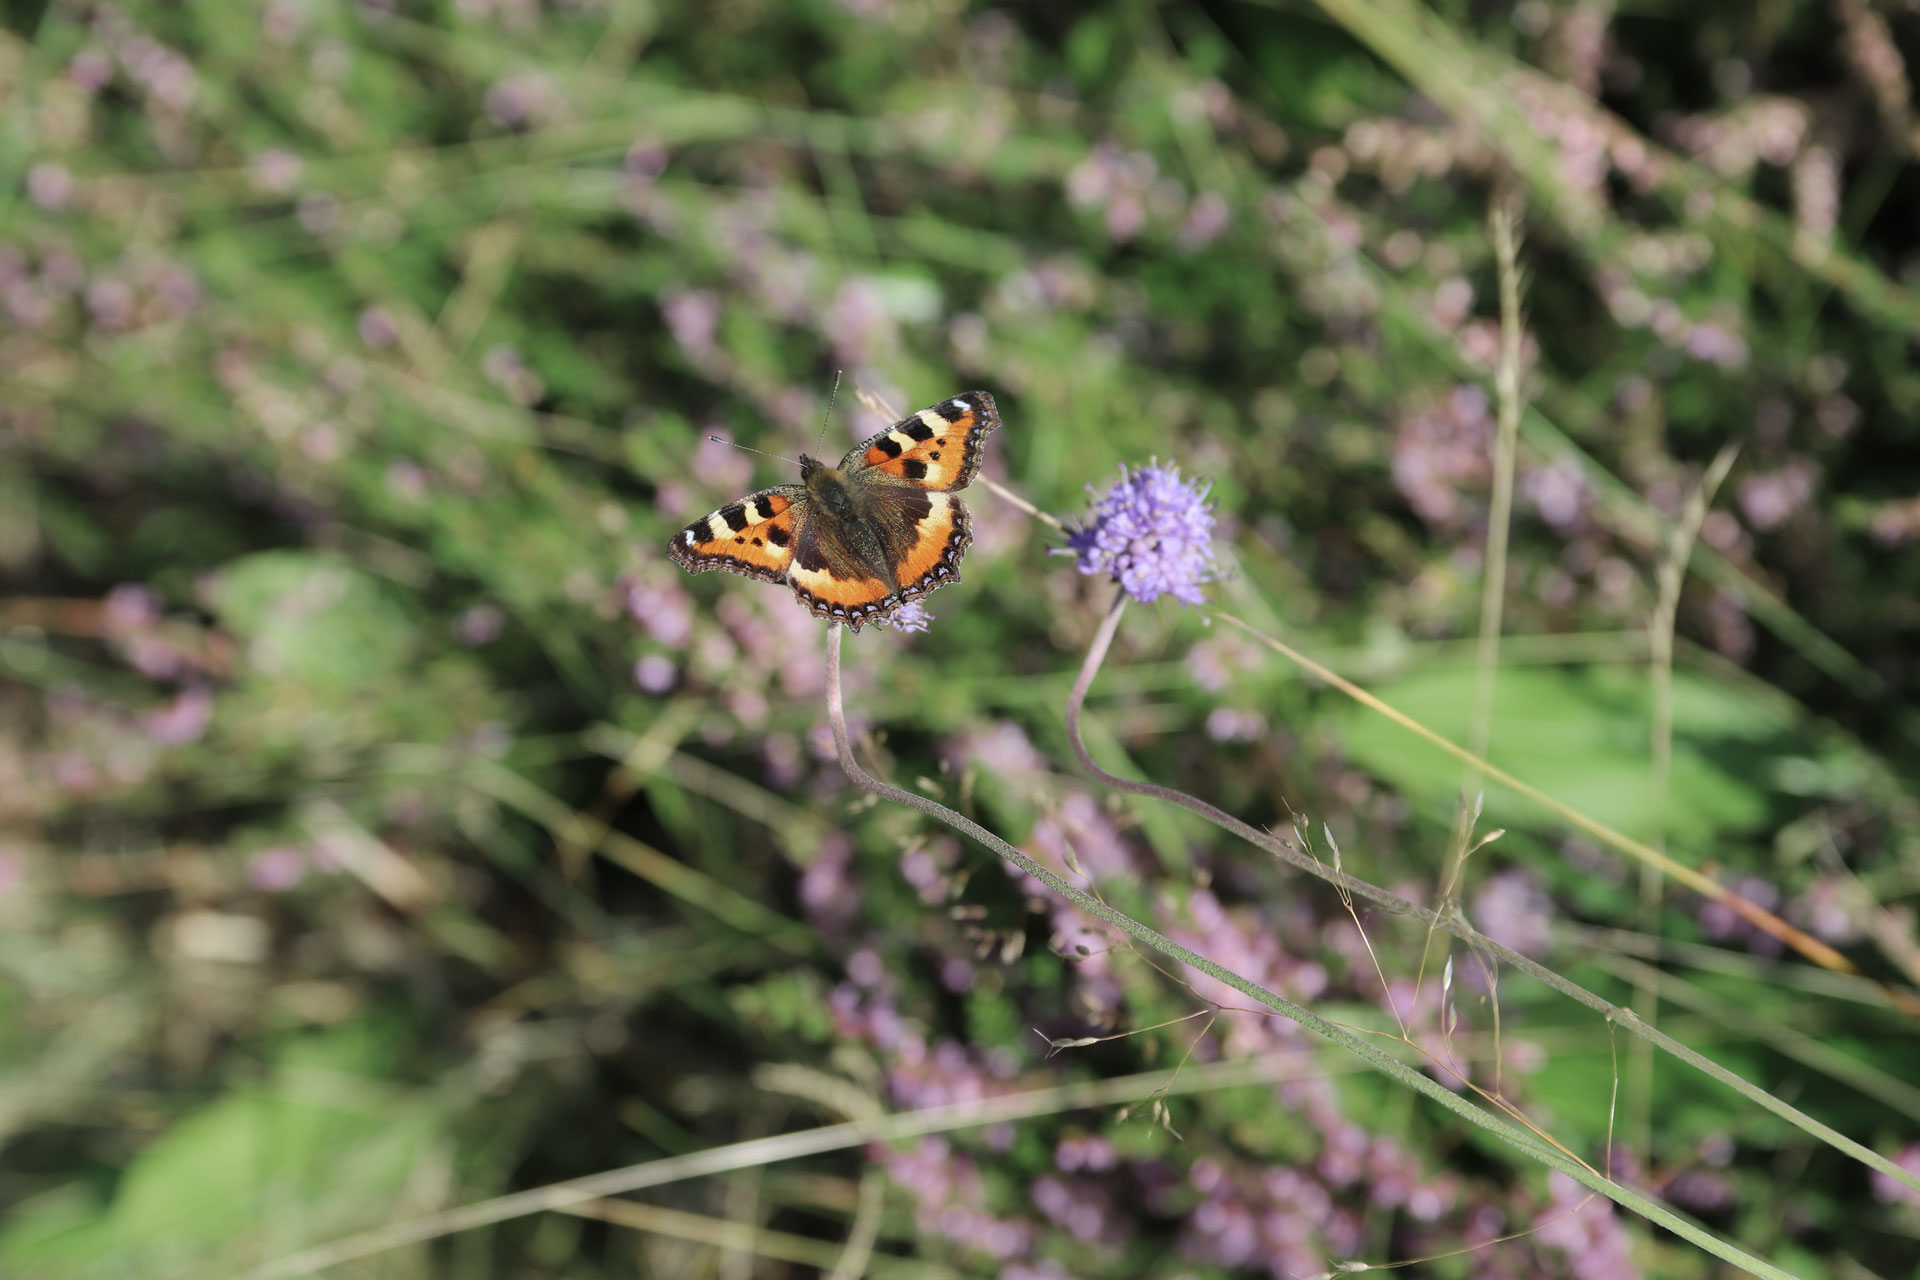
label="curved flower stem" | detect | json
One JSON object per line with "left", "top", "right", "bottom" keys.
{"left": 1063, "top": 593, "right": 1920, "bottom": 1200}
{"left": 825, "top": 624, "right": 1787, "bottom": 1278}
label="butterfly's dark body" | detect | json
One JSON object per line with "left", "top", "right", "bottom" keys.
{"left": 796, "top": 456, "right": 929, "bottom": 597}
{"left": 669, "top": 392, "right": 999, "bottom": 631}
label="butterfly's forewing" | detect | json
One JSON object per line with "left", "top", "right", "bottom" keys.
{"left": 668, "top": 485, "right": 806, "bottom": 584}
{"left": 843, "top": 391, "right": 998, "bottom": 491}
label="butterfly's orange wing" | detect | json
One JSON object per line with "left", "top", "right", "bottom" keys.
{"left": 667, "top": 486, "right": 804, "bottom": 584}
{"left": 845, "top": 391, "right": 998, "bottom": 491}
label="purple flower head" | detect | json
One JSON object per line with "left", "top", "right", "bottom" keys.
{"left": 887, "top": 601, "right": 932, "bottom": 634}
{"left": 1064, "top": 461, "right": 1217, "bottom": 605}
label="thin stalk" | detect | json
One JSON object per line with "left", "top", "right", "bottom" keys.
{"left": 1473, "top": 197, "right": 1525, "bottom": 769}
{"left": 1447, "top": 195, "right": 1525, "bottom": 906}
{"left": 1061, "top": 597, "right": 1920, "bottom": 1199}
{"left": 829, "top": 624, "right": 1792, "bottom": 1276}
{"left": 1634, "top": 443, "right": 1740, "bottom": 1150}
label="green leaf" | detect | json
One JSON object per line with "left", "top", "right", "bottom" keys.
{"left": 1335, "top": 665, "right": 1794, "bottom": 851}
{"left": 0, "top": 1031, "right": 450, "bottom": 1280}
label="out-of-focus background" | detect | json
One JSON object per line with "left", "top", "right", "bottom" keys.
{"left": 3, "top": 1, "right": 1919, "bottom": 1276}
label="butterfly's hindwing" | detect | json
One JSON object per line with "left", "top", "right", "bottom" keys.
{"left": 877, "top": 488, "right": 971, "bottom": 600}
{"left": 787, "top": 511, "right": 895, "bottom": 629}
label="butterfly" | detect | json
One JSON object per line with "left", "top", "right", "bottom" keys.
{"left": 668, "top": 392, "right": 1000, "bottom": 631}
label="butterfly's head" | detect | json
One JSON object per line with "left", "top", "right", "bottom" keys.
{"left": 801, "top": 456, "right": 857, "bottom": 515}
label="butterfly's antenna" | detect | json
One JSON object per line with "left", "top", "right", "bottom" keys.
{"left": 707, "top": 437, "right": 801, "bottom": 467}
{"left": 816, "top": 370, "right": 843, "bottom": 454}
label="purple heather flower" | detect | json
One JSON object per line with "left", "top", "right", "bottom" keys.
{"left": 1471, "top": 868, "right": 1555, "bottom": 960}
{"left": 1064, "top": 461, "right": 1217, "bottom": 605}
{"left": 1738, "top": 460, "right": 1817, "bottom": 531}
{"left": 1788, "top": 876, "right": 1863, "bottom": 944}
{"left": 145, "top": 686, "right": 212, "bottom": 744}
{"left": 357, "top": 306, "right": 398, "bottom": 349}
{"left": 799, "top": 833, "right": 856, "bottom": 932}
{"left": 103, "top": 583, "right": 163, "bottom": 633}
{"left": 660, "top": 289, "right": 719, "bottom": 364}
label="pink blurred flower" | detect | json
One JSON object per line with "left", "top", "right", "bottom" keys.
{"left": 1178, "top": 192, "right": 1231, "bottom": 249}
{"left": 27, "top": 163, "right": 74, "bottom": 211}
{"left": 248, "top": 846, "right": 308, "bottom": 891}
{"left": 249, "top": 148, "right": 305, "bottom": 195}
{"left": 1472, "top": 868, "right": 1555, "bottom": 960}
{"left": 357, "top": 307, "right": 399, "bottom": 349}
{"left": 1870, "top": 1143, "right": 1920, "bottom": 1206}
{"left": 1738, "top": 460, "right": 1817, "bottom": 531}
{"left": 661, "top": 290, "right": 720, "bottom": 365}
{"left": 1393, "top": 386, "right": 1491, "bottom": 529}
{"left": 633, "top": 654, "right": 676, "bottom": 693}
{"left": 146, "top": 687, "right": 212, "bottom": 744}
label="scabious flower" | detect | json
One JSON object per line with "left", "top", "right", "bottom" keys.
{"left": 1064, "top": 462, "right": 1217, "bottom": 605}
{"left": 887, "top": 601, "right": 932, "bottom": 633}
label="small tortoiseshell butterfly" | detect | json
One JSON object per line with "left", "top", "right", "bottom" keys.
{"left": 669, "top": 392, "right": 1000, "bottom": 631}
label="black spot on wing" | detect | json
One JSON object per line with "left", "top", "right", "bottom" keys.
{"left": 903, "top": 419, "right": 936, "bottom": 442}
{"left": 721, "top": 505, "right": 750, "bottom": 532}
{"left": 767, "top": 524, "right": 792, "bottom": 547}
{"left": 873, "top": 436, "right": 904, "bottom": 459}
{"left": 935, "top": 398, "right": 970, "bottom": 423}
{"left": 903, "top": 460, "right": 929, "bottom": 481}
